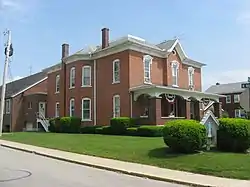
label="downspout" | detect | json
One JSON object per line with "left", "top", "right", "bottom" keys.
{"left": 89, "top": 51, "right": 96, "bottom": 126}
{"left": 93, "top": 59, "right": 97, "bottom": 126}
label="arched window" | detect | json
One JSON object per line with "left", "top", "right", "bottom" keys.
{"left": 112, "top": 59, "right": 120, "bottom": 83}
{"left": 70, "top": 67, "right": 76, "bottom": 88}
{"left": 82, "top": 66, "right": 91, "bottom": 86}
{"left": 69, "top": 98, "right": 75, "bottom": 117}
{"left": 55, "top": 74, "right": 60, "bottom": 93}
{"left": 82, "top": 98, "right": 91, "bottom": 121}
{"left": 188, "top": 66, "right": 195, "bottom": 88}
{"left": 113, "top": 94, "right": 120, "bottom": 118}
{"left": 171, "top": 61, "right": 179, "bottom": 87}
{"left": 143, "top": 55, "right": 153, "bottom": 84}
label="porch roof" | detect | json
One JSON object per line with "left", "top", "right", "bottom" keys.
{"left": 130, "top": 84, "right": 225, "bottom": 102}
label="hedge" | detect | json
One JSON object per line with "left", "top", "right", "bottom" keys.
{"left": 48, "top": 117, "right": 81, "bottom": 133}
{"left": 110, "top": 117, "right": 135, "bottom": 135}
{"left": 80, "top": 125, "right": 162, "bottom": 137}
{"left": 217, "top": 118, "right": 250, "bottom": 152}
{"left": 163, "top": 120, "right": 206, "bottom": 153}
{"left": 126, "top": 127, "right": 138, "bottom": 136}
{"left": 80, "top": 125, "right": 102, "bottom": 134}
{"left": 137, "top": 126, "right": 163, "bottom": 137}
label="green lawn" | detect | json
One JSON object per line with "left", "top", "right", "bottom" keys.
{"left": 1, "top": 132, "right": 250, "bottom": 180}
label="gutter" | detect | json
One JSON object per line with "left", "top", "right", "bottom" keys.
{"left": 93, "top": 59, "right": 97, "bottom": 126}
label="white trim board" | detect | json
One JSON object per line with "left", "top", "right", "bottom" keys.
{"left": 11, "top": 77, "right": 48, "bottom": 98}
{"left": 47, "top": 36, "right": 206, "bottom": 74}
{"left": 130, "top": 84, "right": 225, "bottom": 102}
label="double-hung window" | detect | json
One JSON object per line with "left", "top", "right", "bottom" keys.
{"left": 82, "top": 66, "right": 91, "bottom": 86}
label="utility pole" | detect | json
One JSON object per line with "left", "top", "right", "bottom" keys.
{"left": 0, "top": 29, "right": 12, "bottom": 136}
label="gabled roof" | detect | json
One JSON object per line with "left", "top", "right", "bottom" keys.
{"left": 205, "top": 82, "right": 246, "bottom": 94}
{"left": 156, "top": 39, "right": 177, "bottom": 51}
{"left": 200, "top": 110, "right": 219, "bottom": 127}
{"left": 0, "top": 71, "right": 48, "bottom": 98}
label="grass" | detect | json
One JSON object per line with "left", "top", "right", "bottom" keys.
{"left": 2, "top": 132, "right": 250, "bottom": 180}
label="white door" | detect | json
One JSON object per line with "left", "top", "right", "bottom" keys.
{"left": 39, "top": 102, "right": 46, "bottom": 118}
{"left": 26, "top": 122, "right": 33, "bottom": 131}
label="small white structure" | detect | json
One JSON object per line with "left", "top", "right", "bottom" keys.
{"left": 200, "top": 110, "right": 219, "bottom": 146}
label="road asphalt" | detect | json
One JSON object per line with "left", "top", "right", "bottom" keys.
{"left": 0, "top": 147, "right": 186, "bottom": 187}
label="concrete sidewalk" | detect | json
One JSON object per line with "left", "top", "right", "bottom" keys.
{"left": 0, "top": 140, "right": 249, "bottom": 187}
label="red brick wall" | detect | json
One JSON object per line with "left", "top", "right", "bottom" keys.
{"left": 11, "top": 78, "right": 48, "bottom": 131}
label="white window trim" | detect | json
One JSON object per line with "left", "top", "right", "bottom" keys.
{"left": 5, "top": 99, "right": 11, "bottom": 114}
{"left": 235, "top": 109, "right": 241, "bottom": 118}
{"left": 171, "top": 61, "right": 179, "bottom": 87}
{"left": 69, "top": 98, "right": 75, "bottom": 117}
{"left": 226, "top": 95, "right": 231, "bottom": 103}
{"left": 113, "top": 94, "right": 120, "bottom": 118}
{"left": 55, "top": 102, "right": 60, "bottom": 117}
{"left": 82, "top": 98, "right": 91, "bottom": 121}
{"left": 69, "top": 67, "right": 76, "bottom": 89}
{"left": 82, "top": 65, "right": 92, "bottom": 87}
{"left": 234, "top": 94, "right": 240, "bottom": 103}
{"left": 55, "top": 74, "right": 60, "bottom": 93}
{"left": 112, "top": 59, "right": 120, "bottom": 84}
{"left": 143, "top": 55, "right": 153, "bottom": 84}
{"left": 188, "top": 66, "right": 195, "bottom": 88}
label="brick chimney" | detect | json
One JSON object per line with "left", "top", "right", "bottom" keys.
{"left": 62, "top": 43, "right": 69, "bottom": 59}
{"left": 60, "top": 43, "right": 69, "bottom": 117}
{"left": 101, "top": 28, "right": 109, "bottom": 49}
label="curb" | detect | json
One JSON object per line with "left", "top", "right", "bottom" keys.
{"left": 0, "top": 143, "right": 213, "bottom": 187}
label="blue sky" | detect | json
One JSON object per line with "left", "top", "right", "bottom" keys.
{"left": 0, "top": 0, "right": 250, "bottom": 90}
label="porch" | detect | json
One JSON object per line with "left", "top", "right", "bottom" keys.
{"left": 130, "top": 84, "right": 224, "bottom": 125}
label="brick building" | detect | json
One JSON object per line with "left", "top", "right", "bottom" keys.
{"left": 0, "top": 71, "right": 48, "bottom": 132}
{"left": 46, "top": 28, "right": 223, "bottom": 126}
{"left": 206, "top": 82, "right": 246, "bottom": 118}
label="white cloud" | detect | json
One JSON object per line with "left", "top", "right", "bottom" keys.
{"left": 203, "top": 69, "right": 250, "bottom": 90}
{"left": 0, "top": 0, "right": 39, "bottom": 22}
{"left": 236, "top": 12, "right": 250, "bottom": 25}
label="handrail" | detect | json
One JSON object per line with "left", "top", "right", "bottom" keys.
{"left": 36, "top": 111, "right": 49, "bottom": 132}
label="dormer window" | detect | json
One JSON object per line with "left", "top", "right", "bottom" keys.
{"left": 143, "top": 55, "right": 153, "bottom": 84}
{"left": 171, "top": 61, "right": 179, "bottom": 87}
{"left": 188, "top": 67, "right": 195, "bottom": 89}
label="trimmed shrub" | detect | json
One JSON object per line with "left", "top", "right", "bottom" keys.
{"left": 126, "top": 127, "right": 138, "bottom": 136}
{"left": 49, "top": 117, "right": 81, "bottom": 133}
{"left": 48, "top": 118, "right": 56, "bottom": 132}
{"left": 217, "top": 118, "right": 250, "bottom": 152}
{"left": 222, "top": 111, "right": 229, "bottom": 118}
{"left": 95, "top": 127, "right": 103, "bottom": 134}
{"left": 110, "top": 117, "right": 134, "bottom": 135}
{"left": 137, "top": 126, "right": 163, "bottom": 137}
{"left": 163, "top": 120, "right": 206, "bottom": 153}
{"left": 101, "top": 126, "right": 112, "bottom": 135}
{"left": 80, "top": 125, "right": 101, "bottom": 134}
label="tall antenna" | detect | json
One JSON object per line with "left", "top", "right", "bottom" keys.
{"left": 173, "top": 33, "right": 185, "bottom": 41}
{"left": 0, "top": 29, "right": 13, "bottom": 136}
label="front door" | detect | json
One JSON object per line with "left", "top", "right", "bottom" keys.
{"left": 38, "top": 102, "right": 46, "bottom": 118}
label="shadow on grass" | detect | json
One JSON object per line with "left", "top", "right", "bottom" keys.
{"left": 148, "top": 147, "right": 204, "bottom": 159}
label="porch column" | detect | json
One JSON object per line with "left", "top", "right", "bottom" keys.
{"left": 149, "top": 96, "right": 162, "bottom": 125}
{"left": 186, "top": 100, "right": 191, "bottom": 119}
{"left": 194, "top": 101, "right": 201, "bottom": 121}
{"left": 214, "top": 102, "right": 222, "bottom": 118}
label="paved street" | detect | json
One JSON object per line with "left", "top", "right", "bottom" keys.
{"left": 0, "top": 147, "right": 185, "bottom": 187}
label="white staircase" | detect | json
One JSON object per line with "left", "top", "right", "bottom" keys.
{"left": 36, "top": 112, "right": 50, "bottom": 132}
